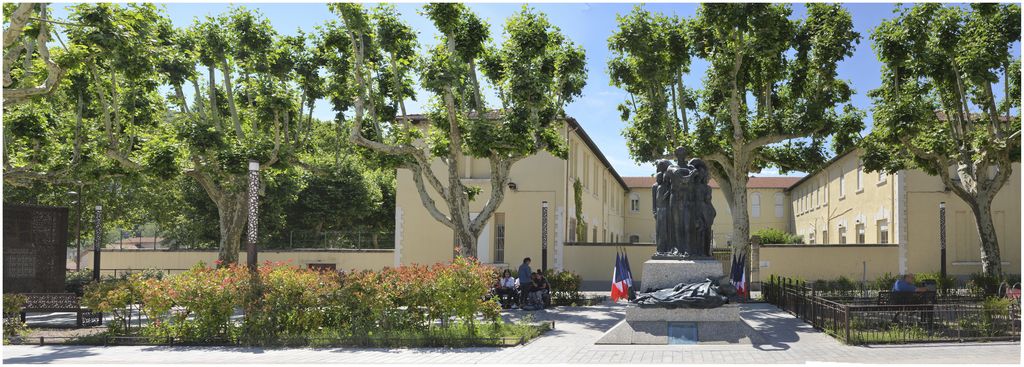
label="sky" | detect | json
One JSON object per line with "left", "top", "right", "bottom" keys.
{"left": 49, "top": 3, "right": 1021, "bottom": 178}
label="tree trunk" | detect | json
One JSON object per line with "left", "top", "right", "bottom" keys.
{"left": 216, "top": 192, "right": 248, "bottom": 265}
{"left": 728, "top": 174, "right": 751, "bottom": 251}
{"left": 970, "top": 198, "right": 1003, "bottom": 277}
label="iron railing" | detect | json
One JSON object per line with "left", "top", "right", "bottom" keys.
{"left": 764, "top": 275, "right": 1021, "bottom": 345}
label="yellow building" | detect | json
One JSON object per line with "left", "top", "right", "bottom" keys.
{"left": 394, "top": 117, "right": 1021, "bottom": 285}
{"left": 786, "top": 148, "right": 1021, "bottom": 278}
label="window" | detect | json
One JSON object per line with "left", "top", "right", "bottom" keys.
{"left": 592, "top": 227, "right": 597, "bottom": 243}
{"left": 823, "top": 174, "right": 829, "bottom": 202}
{"left": 493, "top": 213, "right": 505, "bottom": 263}
{"left": 856, "top": 223, "right": 865, "bottom": 244}
{"left": 822, "top": 230, "right": 828, "bottom": 244}
{"left": 630, "top": 193, "right": 640, "bottom": 213}
{"left": 751, "top": 193, "right": 761, "bottom": 218}
{"left": 839, "top": 169, "right": 846, "bottom": 198}
{"left": 838, "top": 226, "right": 847, "bottom": 244}
{"left": 602, "top": 228, "right": 607, "bottom": 242}
{"left": 774, "top": 193, "right": 784, "bottom": 217}
{"left": 629, "top": 234, "right": 640, "bottom": 244}
{"left": 856, "top": 161, "right": 864, "bottom": 192}
{"left": 808, "top": 230, "right": 816, "bottom": 244}
{"left": 877, "top": 219, "right": 889, "bottom": 244}
{"left": 583, "top": 155, "right": 590, "bottom": 189}
{"left": 568, "top": 218, "right": 576, "bottom": 242}
{"left": 878, "top": 171, "right": 887, "bottom": 184}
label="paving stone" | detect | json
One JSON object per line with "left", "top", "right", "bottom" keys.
{"left": 3, "top": 302, "right": 1019, "bottom": 364}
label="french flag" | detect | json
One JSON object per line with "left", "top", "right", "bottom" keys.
{"left": 611, "top": 252, "right": 630, "bottom": 302}
{"left": 731, "top": 250, "right": 748, "bottom": 297}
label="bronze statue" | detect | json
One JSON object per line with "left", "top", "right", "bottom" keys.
{"left": 653, "top": 147, "right": 714, "bottom": 259}
{"left": 653, "top": 160, "right": 674, "bottom": 254}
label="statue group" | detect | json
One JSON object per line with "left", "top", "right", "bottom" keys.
{"left": 653, "top": 147, "right": 716, "bottom": 259}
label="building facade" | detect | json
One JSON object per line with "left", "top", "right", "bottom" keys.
{"left": 394, "top": 119, "right": 1021, "bottom": 284}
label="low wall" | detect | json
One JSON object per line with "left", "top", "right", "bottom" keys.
{"left": 757, "top": 244, "right": 899, "bottom": 282}
{"left": 561, "top": 243, "right": 733, "bottom": 291}
{"left": 79, "top": 249, "right": 394, "bottom": 275}
{"left": 562, "top": 243, "right": 653, "bottom": 291}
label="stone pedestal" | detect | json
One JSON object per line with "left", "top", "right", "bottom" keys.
{"left": 596, "top": 304, "right": 758, "bottom": 345}
{"left": 640, "top": 259, "right": 723, "bottom": 292}
{"left": 597, "top": 259, "right": 754, "bottom": 345}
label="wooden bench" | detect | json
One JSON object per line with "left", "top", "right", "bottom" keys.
{"left": 19, "top": 293, "right": 102, "bottom": 327}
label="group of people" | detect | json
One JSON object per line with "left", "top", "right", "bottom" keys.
{"left": 493, "top": 257, "right": 551, "bottom": 310}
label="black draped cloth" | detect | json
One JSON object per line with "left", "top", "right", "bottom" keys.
{"left": 633, "top": 278, "right": 734, "bottom": 309}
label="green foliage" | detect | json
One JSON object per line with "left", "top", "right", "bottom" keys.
{"left": 65, "top": 269, "right": 94, "bottom": 295}
{"left": 3, "top": 294, "right": 29, "bottom": 343}
{"left": 914, "top": 272, "right": 957, "bottom": 291}
{"left": 969, "top": 272, "right": 1004, "bottom": 296}
{"left": 871, "top": 272, "right": 899, "bottom": 292}
{"left": 752, "top": 228, "right": 804, "bottom": 244}
{"left": 573, "top": 179, "right": 587, "bottom": 241}
{"left": 543, "top": 269, "right": 584, "bottom": 305}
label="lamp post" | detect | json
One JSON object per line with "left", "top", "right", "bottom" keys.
{"left": 93, "top": 205, "right": 102, "bottom": 281}
{"left": 541, "top": 201, "right": 549, "bottom": 271}
{"left": 246, "top": 160, "right": 260, "bottom": 270}
{"left": 68, "top": 190, "right": 83, "bottom": 271}
{"left": 939, "top": 202, "right": 947, "bottom": 280}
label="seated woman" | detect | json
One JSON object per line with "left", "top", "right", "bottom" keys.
{"left": 496, "top": 269, "right": 519, "bottom": 309}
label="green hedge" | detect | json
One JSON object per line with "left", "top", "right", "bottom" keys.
{"left": 753, "top": 228, "right": 804, "bottom": 244}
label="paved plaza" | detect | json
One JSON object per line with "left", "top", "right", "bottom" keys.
{"left": 3, "top": 302, "right": 1020, "bottom": 364}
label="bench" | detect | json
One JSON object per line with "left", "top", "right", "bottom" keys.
{"left": 19, "top": 293, "right": 102, "bottom": 327}
{"left": 875, "top": 291, "right": 936, "bottom": 325}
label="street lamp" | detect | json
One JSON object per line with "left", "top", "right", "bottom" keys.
{"left": 68, "top": 190, "right": 83, "bottom": 271}
{"left": 93, "top": 205, "right": 102, "bottom": 281}
{"left": 246, "top": 160, "right": 260, "bottom": 270}
{"left": 939, "top": 202, "right": 947, "bottom": 280}
{"left": 541, "top": 201, "right": 549, "bottom": 271}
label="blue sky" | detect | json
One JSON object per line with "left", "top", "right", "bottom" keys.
{"left": 49, "top": 3, "right": 1020, "bottom": 177}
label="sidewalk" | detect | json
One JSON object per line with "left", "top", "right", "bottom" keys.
{"left": 3, "top": 302, "right": 1019, "bottom": 364}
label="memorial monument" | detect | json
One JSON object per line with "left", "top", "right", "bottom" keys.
{"left": 597, "top": 147, "right": 757, "bottom": 345}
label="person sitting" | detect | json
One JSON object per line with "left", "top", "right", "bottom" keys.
{"left": 892, "top": 273, "right": 927, "bottom": 293}
{"left": 892, "top": 273, "right": 927, "bottom": 305}
{"left": 496, "top": 269, "right": 519, "bottom": 309}
{"left": 527, "top": 271, "right": 551, "bottom": 309}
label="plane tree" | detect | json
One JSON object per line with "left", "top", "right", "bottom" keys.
{"left": 610, "top": 3, "right": 864, "bottom": 251}
{"left": 326, "top": 4, "right": 586, "bottom": 257}
{"left": 860, "top": 3, "right": 1021, "bottom": 276}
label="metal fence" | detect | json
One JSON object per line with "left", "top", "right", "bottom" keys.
{"left": 764, "top": 275, "right": 1021, "bottom": 345}
{"left": 267, "top": 230, "right": 395, "bottom": 250}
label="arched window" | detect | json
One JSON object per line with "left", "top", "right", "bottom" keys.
{"left": 751, "top": 193, "right": 761, "bottom": 218}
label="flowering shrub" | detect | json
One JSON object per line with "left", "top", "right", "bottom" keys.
{"left": 81, "top": 257, "right": 507, "bottom": 345}
{"left": 81, "top": 278, "right": 141, "bottom": 335}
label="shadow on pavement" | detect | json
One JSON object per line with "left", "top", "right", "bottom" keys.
{"left": 2, "top": 346, "right": 99, "bottom": 364}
